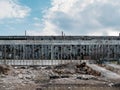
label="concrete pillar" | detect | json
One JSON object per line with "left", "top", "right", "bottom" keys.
{"left": 70, "top": 45, "right": 72, "bottom": 62}
{"left": 114, "top": 45, "right": 116, "bottom": 58}
{"left": 51, "top": 45, "right": 54, "bottom": 60}
{"left": 88, "top": 45, "right": 90, "bottom": 60}
{"left": 107, "top": 45, "right": 110, "bottom": 59}
{"left": 32, "top": 44, "right": 34, "bottom": 60}
{"left": 61, "top": 45, "right": 62, "bottom": 60}
{"left": 23, "top": 45, "right": 25, "bottom": 60}
{"left": 4, "top": 45, "right": 6, "bottom": 64}
{"left": 13, "top": 45, "right": 15, "bottom": 60}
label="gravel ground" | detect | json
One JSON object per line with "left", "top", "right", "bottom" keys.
{"left": 0, "top": 63, "right": 120, "bottom": 90}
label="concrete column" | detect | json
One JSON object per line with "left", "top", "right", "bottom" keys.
{"left": 70, "top": 45, "right": 72, "bottom": 62}
{"left": 88, "top": 45, "right": 90, "bottom": 60}
{"left": 115, "top": 45, "right": 117, "bottom": 59}
{"left": 0, "top": 45, "right": 1, "bottom": 60}
{"left": 94, "top": 45, "right": 96, "bottom": 60}
{"left": 41, "top": 45, "right": 43, "bottom": 60}
{"left": 32, "top": 44, "right": 34, "bottom": 60}
{"left": 102, "top": 45, "right": 104, "bottom": 59}
{"left": 116, "top": 45, "right": 118, "bottom": 59}
{"left": 61, "top": 45, "right": 62, "bottom": 60}
{"left": 57, "top": 45, "right": 60, "bottom": 60}
{"left": 40, "top": 45, "right": 41, "bottom": 60}
{"left": 118, "top": 45, "right": 119, "bottom": 59}
{"left": 23, "top": 45, "right": 25, "bottom": 60}
{"left": 1, "top": 45, "right": 3, "bottom": 63}
{"left": 14, "top": 45, "right": 15, "bottom": 60}
{"left": 4, "top": 45, "right": 6, "bottom": 64}
{"left": 114, "top": 45, "right": 116, "bottom": 59}
{"left": 51, "top": 45, "right": 53, "bottom": 60}
{"left": 96, "top": 45, "right": 97, "bottom": 60}
{"left": 62, "top": 45, "right": 63, "bottom": 60}
{"left": 31, "top": 45, "right": 33, "bottom": 65}
{"left": 96, "top": 45, "right": 98, "bottom": 59}
{"left": 107, "top": 45, "right": 110, "bottom": 59}
{"left": 41, "top": 45, "right": 43, "bottom": 65}
{"left": 99, "top": 44, "right": 101, "bottom": 59}
{"left": 80, "top": 45, "right": 82, "bottom": 60}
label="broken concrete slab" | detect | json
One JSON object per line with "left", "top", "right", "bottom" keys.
{"left": 87, "top": 64, "right": 120, "bottom": 80}
{"left": 107, "top": 64, "right": 120, "bottom": 70}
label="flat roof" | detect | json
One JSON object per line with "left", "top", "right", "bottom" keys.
{"left": 0, "top": 36, "right": 120, "bottom": 40}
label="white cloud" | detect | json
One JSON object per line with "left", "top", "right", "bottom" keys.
{"left": 33, "top": 23, "right": 41, "bottom": 27}
{"left": 33, "top": 17, "right": 40, "bottom": 21}
{"left": 0, "top": 0, "right": 30, "bottom": 19}
{"left": 28, "top": 21, "right": 60, "bottom": 36}
{"left": 88, "top": 28, "right": 120, "bottom": 36}
{"left": 28, "top": 0, "right": 120, "bottom": 36}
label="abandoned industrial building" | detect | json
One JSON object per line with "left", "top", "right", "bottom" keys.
{"left": 0, "top": 36, "right": 120, "bottom": 65}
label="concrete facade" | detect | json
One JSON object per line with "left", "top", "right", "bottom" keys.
{"left": 0, "top": 36, "right": 120, "bottom": 65}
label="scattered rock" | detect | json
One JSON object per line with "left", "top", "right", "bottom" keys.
{"left": 50, "top": 75, "right": 59, "bottom": 79}
{"left": 18, "top": 74, "right": 23, "bottom": 79}
{"left": 77, "top": 75, "right": 97, "bottom": 80}
{"left": 111, "top": 83, "right": 120, "bottom": 87}
{"left": 33, "top": 71, "right": 50, "bottom": 83}
{"left": 0, "top": 63, "right": 119, "bottom": 90}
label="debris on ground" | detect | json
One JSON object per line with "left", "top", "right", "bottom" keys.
{"left": 0, "top": 65, "right": 13, "bottom": 75}
{"left": 0, "top": 62, "right": 120, "bottom": 90}
{"left": 53, "top": 62, "right": 101, "bottom": 76}
{"left": 87, "top": 64, "right": 120, "bottom": 79}
{"left": 101, "top": 64, "right": 120, "bottom": 75}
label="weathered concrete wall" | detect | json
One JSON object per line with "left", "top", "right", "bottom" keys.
{"left": 0, "top": 36, "right": 120, "bottom": 65}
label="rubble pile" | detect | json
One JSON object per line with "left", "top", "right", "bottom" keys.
{"left": 0, "top": 65, "right": 9, "bottom": 75}
{"left": 0, "top": 65, "right": 13, "bottom": 75}
{"left": 53, "top": 62, "right": 101, "bottom": 76}
{"left": 0, "top": 65, "right": 36, "bottom": 90}
{"left": 33, "top": 70, "right": 50, "bottom": 83}
{"left": 76, "top": 62, "right": 101, "bottom": 76}
{"left": 0, "top": 63, "right": 119, "bottom": 90}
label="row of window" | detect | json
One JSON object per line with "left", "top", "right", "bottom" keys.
{"left": 0, "top": 45, "right": 119, "bottom": 60}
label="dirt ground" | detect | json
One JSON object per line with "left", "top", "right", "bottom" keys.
{"left": 0, "top": 62, "right": 120, "bottom": 90}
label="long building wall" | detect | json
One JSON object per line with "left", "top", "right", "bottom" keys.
{"left": 0, "top": 40, "right": 120, "bottom": 60}
{"left": 0, "top": 36, "right": 120, "bottom": 65}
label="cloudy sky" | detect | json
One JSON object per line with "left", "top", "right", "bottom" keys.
{"left": 0, "top": 0, "right": 120, "bottom": 36}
